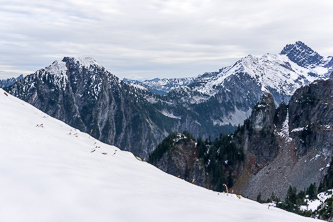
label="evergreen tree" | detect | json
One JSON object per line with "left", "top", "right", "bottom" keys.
{"left": 257, "top": 192, "right": 263, "bottom": 203}
{"left": 281, "top": 186, "right": 298, "bottom": 212}
{"left": 306, "top": 183, "right": 317, "bottom": 200}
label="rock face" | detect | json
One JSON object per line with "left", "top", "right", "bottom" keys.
{"left": 246, "top": 93, "right": 278, "bottom": 165}
{"left": 233, "top": 76, "right": 333, "bottom": 200}
{"left": 148, "top": 132, "right": 244, "bottom": 191}
{"left": 5, "top": 58, "right": 166, "bottom": 157}
{"left": 281, "top": 41, "right": 324, "bottom": 68}
{"left": 153, "top": 134, "right": 207, "bottom": 187}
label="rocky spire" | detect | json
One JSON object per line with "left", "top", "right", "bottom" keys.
{"left": 281, "top": 41, "right": 323, "bottom": 68}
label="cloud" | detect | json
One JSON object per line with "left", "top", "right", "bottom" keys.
{"left": 1, "top": 0, "right": 333, "bottom": 79}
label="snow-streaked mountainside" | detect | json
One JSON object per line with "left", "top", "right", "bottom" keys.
{"left": 123, "top": 77, "right": 195, "bottom": 95}
{"left": 4, "top": 56, "right": 230, "bottom": 158}
{"left": 192, "top": 52, "right": 327, "bottom": 99}
{"left": 0, "top": 89, "right": 321, "bottom": 222}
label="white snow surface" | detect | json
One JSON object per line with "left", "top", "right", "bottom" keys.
{"left": 291, "top": 127, "right": 306, "bottom": 132}
{"left": 159, "top": 109, "right": 181, "bottom": 119}
{"left": 221, "top": 107, "right": 252, "bottom": 126}
{"left": 45, "top": 60, "right": 68, "bottom": 76}
{"left": 300, "top": 199, "right": 322, "bottom": 212}
{"left": 129, "top": 82, "right": 149, "bottom": 91}
{"left": 74, "top": 57, "right": 102, "bottom": 69}
{"left": 300, "top": 190, "right": 333, "bottom": 212}
{"left": 0, "top": 89, "right": 322, "bottom": 222}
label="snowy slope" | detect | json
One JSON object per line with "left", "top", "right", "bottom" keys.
{"left": 0, "top": 89, "right": 321, "bottom": 222}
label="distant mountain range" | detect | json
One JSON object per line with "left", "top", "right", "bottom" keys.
{"left": 124, "top": 41, "right": 333, "bottom": 127}
{"left": 3, "top": 41, "right": 333, "bottom": 158}
{"left": 125, "top": 41, "right": 332, "bottom": 97}
{"left": 123, "top": 77, "right": 195, "bottom": 95}
{"left": 0, "top": 74, "right": 23, "bottom": 88}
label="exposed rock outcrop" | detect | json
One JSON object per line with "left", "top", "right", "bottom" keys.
{"left": 151, "top": 76, "right": 333, "bottom": 200}
{"left": 154, "top": 135, "right": 207, "bottom": 187}
{"left": 233, "top": 76, "right": 333, "bottom": 200}
{"left": 149, "top": 132, "right": 244, "bottom": 191}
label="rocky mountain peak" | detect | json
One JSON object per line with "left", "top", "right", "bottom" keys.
{"left": 63, "top": 57, "right": 100, "bottom": 68}
{"left": 42, "top": 57, "right": 102, "bottom": 77}
{"left": 280, "top": 41, "right": 323, "bottom": 68}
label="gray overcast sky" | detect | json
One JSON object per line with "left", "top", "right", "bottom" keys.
{"left": 1, "top": 0, "right": 333, "bottom": 80}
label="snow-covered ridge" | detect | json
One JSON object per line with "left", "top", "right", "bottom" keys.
{"left": 0, "top": 89, "right": 321, "bottom": 222}
{"left": 44, "top": 57, "right": 102, "bottom": 76}
{"left": 195, "top": 53, "right": 328, "bottom": 97}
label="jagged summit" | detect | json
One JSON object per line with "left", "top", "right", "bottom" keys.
{"left": 280, "top": 41, "right": 324, "bottom": 68}
{"left": 44, "top": 57, "right": 102, "bottom": 76}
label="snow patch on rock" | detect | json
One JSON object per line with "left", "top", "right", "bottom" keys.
{"left": 159, "top": 110, "right": 181, "bottom": 119}
{"left": 221, "top": 107, "right": 252, "bottom": 126}
{"left": 277, "top": 110, "right": 292, "bottom": 143}
{"left": 45, "top": 60, "right": 67, "bottom": 76}
{"left": 74, "top": 57, "right": 101, "bottom": 69}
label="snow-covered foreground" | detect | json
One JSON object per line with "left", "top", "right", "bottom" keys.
{"left": 0, "top": 89, "right": 322, "bottom": 222}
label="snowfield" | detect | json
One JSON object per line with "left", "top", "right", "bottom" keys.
{"left": 0, "top": 89, "right": 322, "bottom": 222}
